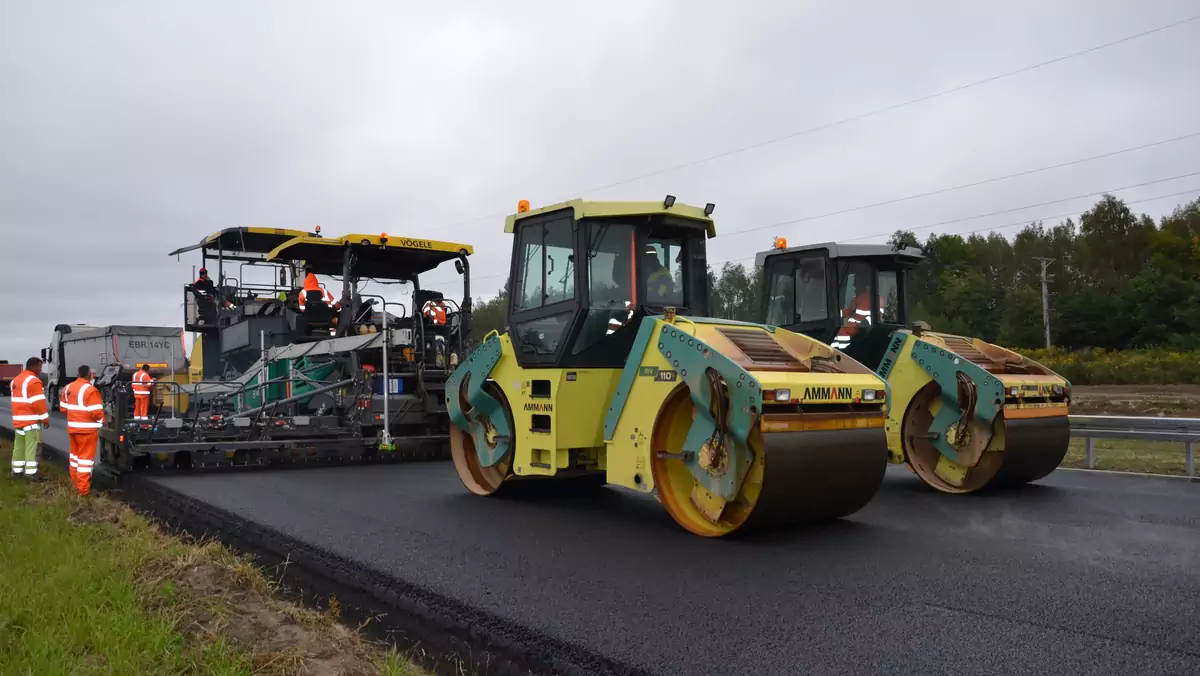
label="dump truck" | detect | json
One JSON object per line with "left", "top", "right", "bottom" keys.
{"left": 92, "top": 226, "right": 474, "bottom": 475}
{"left": 754, "top": 238, "right": 1071, "bottom": 493}
{"left": 445, "top": 197, "right": 892, "bottom": 537}
{"left": 40, "top": 324, "right": 187, "bottom": 411}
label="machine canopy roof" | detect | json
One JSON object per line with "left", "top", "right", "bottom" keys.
{"left": 267, "top": 233, "right": 474, "bottom": 278}
{"left": 504, "top": 199, "right": 717, "bottom": 237}
{"left": 167, "top": 227, "right": 316, "bottom": 257}
{"left": 754, "top": 242, "right": 925, "bottom": 268}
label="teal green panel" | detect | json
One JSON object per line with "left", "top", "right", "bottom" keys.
{"left": 602, "top": 316, "right": 662, "bottom": 440}
{"left": 445, "top": 336, "right": 511, "bottom": 468}
{"left": 907, "top": 339, "right": 1004, "bottom": 463}
{"left": 656, "top": 324, "right": 759, "bottom": 502}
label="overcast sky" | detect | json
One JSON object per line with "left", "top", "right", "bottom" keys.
{"left": 2, "top": 1, "right": 1199, "bottom": 359}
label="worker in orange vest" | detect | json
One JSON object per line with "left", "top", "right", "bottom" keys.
{"left": 422, "top": 299, "right": 448, "bottom": 325}
{"left": 298, "top": 285, "right": 339, "bottom": 313}
{"left": 298, "top": 266, "right": 340, "bottom": 313}
{"left": 61, "top": 365, "right": 105, "bottom": 496}
{"left": 10, "top": 356, "right": 50, "bottom": 481}
{"left": 131, "top": 364, "right": 155, "bottom": 420}
{"left": 831, "top": 279, "right": 876, "bottom": 351}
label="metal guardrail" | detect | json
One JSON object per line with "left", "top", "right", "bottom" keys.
{"left": 1069, "top": 415, "right": 1197, "bottom": 476}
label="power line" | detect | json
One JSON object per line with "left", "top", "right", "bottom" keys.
{"left": 568, "top": 14, "right": 1200, "bottom": 199}
{"left": 438, "top": 171, "right": 1200, "bottom": 288}
{"left": 923, "top": 187, "right": 1200, "bottom": 241}
{"left": 836, "top": 170, "right": 1200, "bottom": 242}
{"left": 420, "top": 12, "right": 1200, "bottom": 235}
{"left": 427, "top": 130, "right": 1200, "bottom": 286}
{"left": 709, "top": 186, "right": 1200, "bottom": 270}
{"left": 718, "top": 130, "right": 1200, "bottom": 239}
{"left": 455, "top": 185, "right": 1200, "bottom": 290}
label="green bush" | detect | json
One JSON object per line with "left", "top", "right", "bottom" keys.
{"left": 1013, "top": 347, "right": 1200, "bottom": 385}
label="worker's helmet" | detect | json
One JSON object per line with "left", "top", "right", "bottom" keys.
{"left": 198, "top": 267, "right": 208, "bottom": 276}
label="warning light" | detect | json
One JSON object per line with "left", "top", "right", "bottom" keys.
{"left": 774, "top": 237, "right": 787, "bottom": 249}
{"left": 517, "top": 199, "right": 531, "bottom": 213}
{"left": 314, "top": 225, "right": 321, "bottom": 233}
{"left": 380, "top": 232, "right": 389, "bottom": 245}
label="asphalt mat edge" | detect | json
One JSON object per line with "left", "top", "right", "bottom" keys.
{"left": 0, "top": 424, "right": 651, "bottom": 676}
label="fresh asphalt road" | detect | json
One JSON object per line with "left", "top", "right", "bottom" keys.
{"left": 4, "top": 399, "right": 1199, "bottom": 675}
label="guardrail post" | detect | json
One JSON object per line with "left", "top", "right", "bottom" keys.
{"left": 1187, "top": 441, "right": 1196, "bottom": 477}
{"left": 1086, "top": 437, "right": 1095, "bottom": 469}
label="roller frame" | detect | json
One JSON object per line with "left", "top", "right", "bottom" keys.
{"left": 654, "top": 322, "right": 760, "bottom": 502}
{"left": 905, "top": 337, "right": 1005, "bottom": 464}
{"left": 445, "top": 334, "right": 511, "bottom": 468}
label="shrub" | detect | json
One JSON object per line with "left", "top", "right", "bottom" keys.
{"left": 1011, "top": 347, "right": 1200, "bottom": 385}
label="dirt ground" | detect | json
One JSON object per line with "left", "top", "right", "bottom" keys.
{"left": 1070, "top": 385, "right": 1200, "bottom": 417}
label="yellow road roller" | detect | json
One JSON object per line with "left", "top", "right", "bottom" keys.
{"left": 755, "top": 238, "right": 1071, "bottom": 493}
{"left": 446, "top": 197, "right": 893, "bottom": 537}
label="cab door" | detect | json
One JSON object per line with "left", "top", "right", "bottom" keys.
{"left": 761, "top": 250, "right": 835, "bottom": 339}
{"left": 507, "top": 208, "right": 583, "bottom": 368}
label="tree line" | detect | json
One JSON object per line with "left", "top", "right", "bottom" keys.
{"left": 468, "top": 194, "right": 1200, "bottom": 350}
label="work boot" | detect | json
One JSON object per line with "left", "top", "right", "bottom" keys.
{"left": 25, "top": 474, "right": 49, "bottom": 484}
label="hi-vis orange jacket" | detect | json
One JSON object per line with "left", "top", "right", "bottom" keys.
{"left": 298, "top": 286, "right": 338, "bottom": 312}
{"left": 61, "top": 377, "right": 105, "bottom": 434}
{"left": 132, "top": 368, "right": 154, "bottom": 397}
{"left": 422, "top": 300, "right": 448, "bottom": 325}
{"left": 11, "top": 370, "right": 49, "bottom": 429}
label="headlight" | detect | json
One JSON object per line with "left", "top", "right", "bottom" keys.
{"left": 863, "top": 390, "right": 876, "bottom": 401}
{"left": 774, "top": 388, "right": 791, "bottom": 402}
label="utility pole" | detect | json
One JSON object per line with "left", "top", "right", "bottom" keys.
{"left": 1033, "top": 257, "right": 1055, "bottom": 348}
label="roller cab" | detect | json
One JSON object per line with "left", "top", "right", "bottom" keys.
{"left": 755, "top": 238, "right": 1071, "bottom": 493}
{"left": 447, "top": 198, "right": 891, "bottom": 537}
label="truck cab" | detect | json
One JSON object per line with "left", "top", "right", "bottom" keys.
{"left": 755, "top": 239, "right": 924, "bottom": 369}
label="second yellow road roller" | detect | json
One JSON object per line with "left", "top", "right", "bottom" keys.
{"left": 446, "top": 197, "right": 892, "bottom": 537}
{"left": 754, "top": 238, "right": 1071, "bottom": 494}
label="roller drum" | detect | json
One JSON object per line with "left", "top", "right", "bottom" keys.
{"left": 988, "top": 416, "right": 1071, "bottom": 489}
{"left": 739, "top": 427, "right": 888, "bottom": 532}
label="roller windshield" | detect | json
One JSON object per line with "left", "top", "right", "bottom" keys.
{"left": 581, "top": 218, "right": 708, "bottom": 315}
{"left": 763, "top": 254, "right": 829, "bottom": 326}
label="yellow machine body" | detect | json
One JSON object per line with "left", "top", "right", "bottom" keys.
{"left": 880, "top": 329, "right": 1070, "bottom": 492}
{"left": 447, "top": 199, "right": 900, "bottom": 536}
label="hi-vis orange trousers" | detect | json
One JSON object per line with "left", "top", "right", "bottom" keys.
{"left": 68, "top": 432, "right": 97, "bottom": 496}
{"left": 133, "top": 395, "right": 150, "bottom": 419}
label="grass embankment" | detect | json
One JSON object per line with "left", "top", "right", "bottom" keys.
{"left": 0, "top": 439, "right": 420, "bottom": 676}
{"left": 1057, "top": 385, "right": 1199, "bottom": 476}
{"left": 1062, "top": 438, "right": 1194, "bottom": 476}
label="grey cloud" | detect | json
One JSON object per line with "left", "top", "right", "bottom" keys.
{"left": 2, "top": 0, "right": 1199, "bottom": 358}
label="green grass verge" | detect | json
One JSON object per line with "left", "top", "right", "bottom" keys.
{"left": 1062, "top": 437, "right": 1195, "bottom": 476}
{"left": 0, "top": 452, "right": 254, "bottom": 673}
{"left": 0, "top": 439, "right": 421, "bottom": 675}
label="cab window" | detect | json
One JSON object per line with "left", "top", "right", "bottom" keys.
{"left": 763, "top": 255, "right": 827, "bottom": 325}
{"left": 878, "top": 269, "right": 900, "bottom": 324}
{"left": 764, "top": 260, "right": 795, "bottom": 326}
{"left": 573, "top": 222, "right": 635, "bottom": 354}
{"left": 836, "top": 260, "right": 874, "bottom": 327}
{"left": 795, "top": 256, "right": 829, "bottom": 322}
{"left": 511, "top": 214, "right": 577, "bottom": 357}
{"left": 642, "top": 235, "right": 684, "bottom": 307}
{"left": 513, "top": 218, "right": 575, "bottom": 311}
